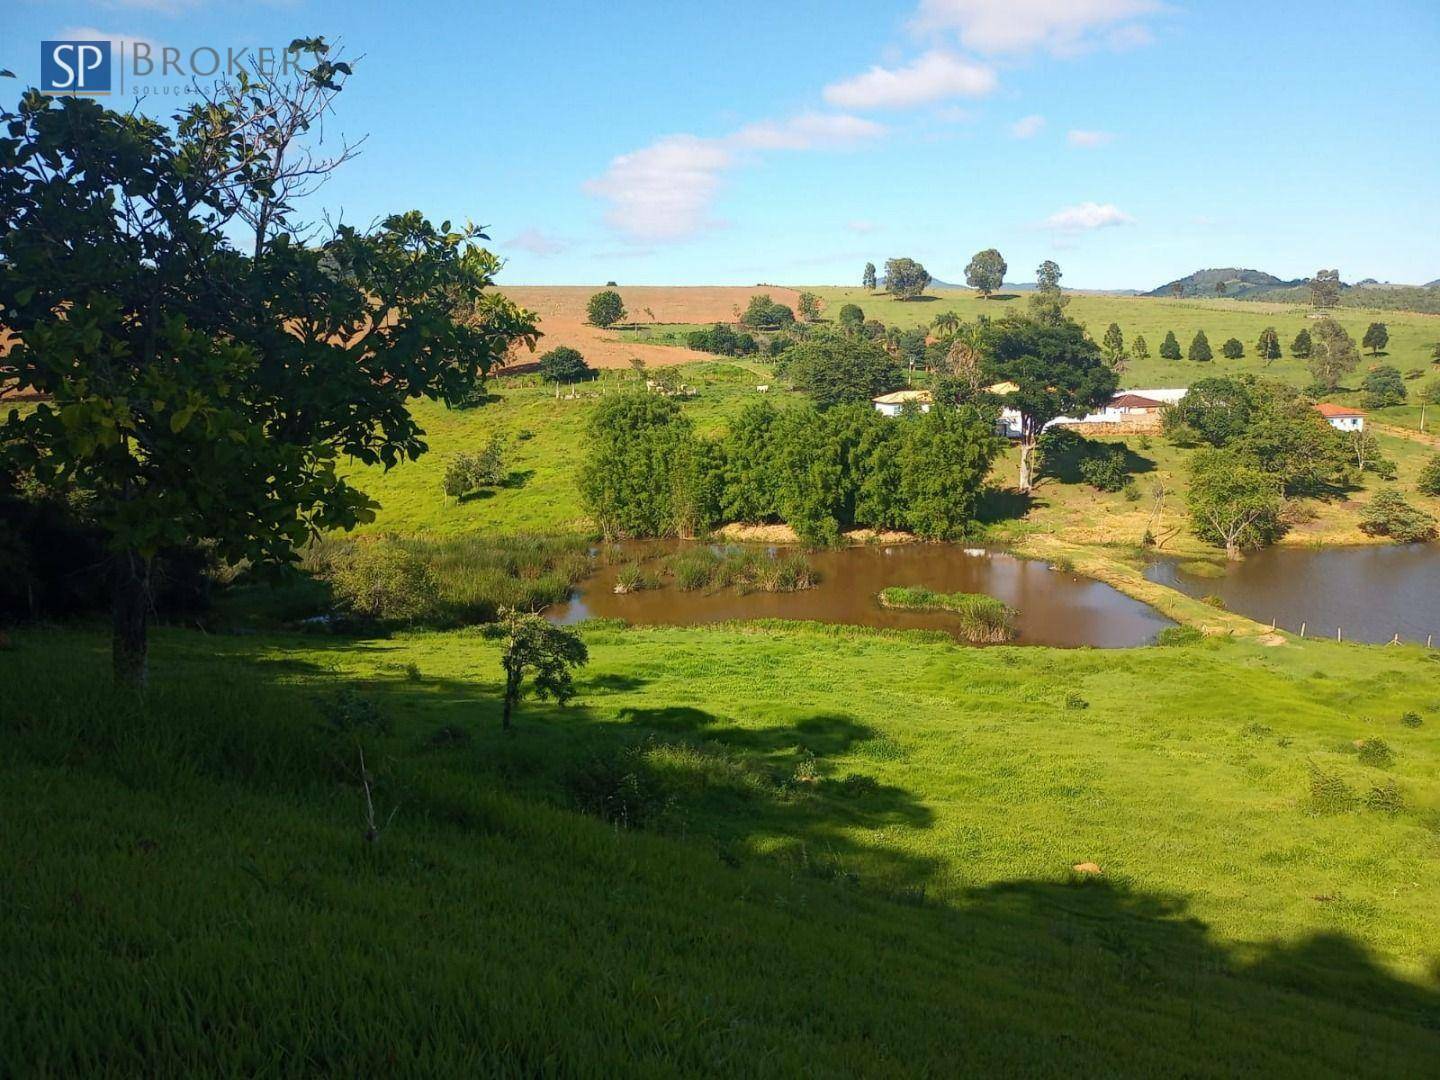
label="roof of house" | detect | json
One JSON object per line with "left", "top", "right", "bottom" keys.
{"left": 984, "top": 381, "right": 1020, "bottom": 395}
{"left": 872, "top": 389, "right": 933, "bottom": 405}
{"left": 1110, "top": 393, "right": 1165, "bottom": 409}
{"left": 1313, "top": 402, "right": 1366, "bottom": 418}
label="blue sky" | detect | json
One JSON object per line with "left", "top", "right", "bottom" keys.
{"left": 7, "top": 1, "right": 1439, "bottom": 288}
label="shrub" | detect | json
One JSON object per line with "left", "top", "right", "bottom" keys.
{"left": 1078, "top": 448, "right": 1129, "bottom": 492}
{"left": 1188, "top": 331, "right": 1213, "bottom": 362}
{"left": 539, "top": 346, "right": 593, "bottom": 384}
{"left": 1155, "top": 626, "right": 1204, "bottom": 646}
{"left": 613, "top": 563, "right": 659, "bottom": 594}
{"left": 1221, "top": 337, "right": 1244, "bottom": 359}
{"left": 739, "top": 294, "right": 796, "bottom": 330}
{"left": 327, "top": 538, "right": 442, "bottom": 623}
{"left": 441, "top": 434, "right": 507, "bottom": 499}
{"left": 586, "top": 289, "right": 626, "bottom": 328}
{"left": 1400, "top": 711, "right": 1423, "bottom": 728}
{"left": 1307, "top": 766, "right": 1355, "bottom": 814}
{"left": 1358, "top": 488, "right": 1438, "bottom": 543}
{"left": 1416, "top": 453, "right": 1440, "bottom": 497}
{"left": 1360, "top": 365, "right": 1406, "bottom": 408}
{"left": 1364, "top": 780, "right": 1404, "bottom": 816}
{"left": 685, "top": 323, "right": 759, "bottom": 357}
{"left": 1355, "top": 738, "right": 1394, "bottom": 768}
{"left": 1159, "top": 331, "right": 1182, "bottom": 361}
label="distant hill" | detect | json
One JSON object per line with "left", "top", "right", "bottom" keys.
{"left": 1145, "top": 268, "right": 1303, "bottom": 299}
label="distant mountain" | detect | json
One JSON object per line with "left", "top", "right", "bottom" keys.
{"left": 1145, "top": 267, "right": 1304, "bottom": 299}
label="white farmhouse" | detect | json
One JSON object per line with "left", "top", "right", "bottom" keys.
{"left": 1313, "top": 402, "right": 1365, "bottom": 431}
{"left": 871, "top": 389, "right": 933, "bottom": 417}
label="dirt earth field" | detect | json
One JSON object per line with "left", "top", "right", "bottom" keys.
{"left": 498, "top": 286, "right": 801, "bottom": 369}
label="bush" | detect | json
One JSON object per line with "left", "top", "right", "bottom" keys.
{"left": 877, "top": 586, "right": 1016, "bottom": 643}
{"left": 613, "top": 563, "right": 659, "bottom": 594}
{"left": 1360, "top": 365, "right": 1406, "bottom": 408}
{"left": 685, "top": 323, "right": 758, "bottom": 357}
{"left": 1221, "top": 337, "right": 1244, "bottom": 359}
{"left": 1078, "top": 448, "right": 1129, "bottom": 492}
{"left": 1355, "top": 738, "right": 1394, "bottom": 768}
{"left": 539, "top": 346, "right": 593, "bottom": 384}
{"left": 1364, "top": 780, "right": 1404, "bottom": 816}
{"left": 1400, "top": 711, "right": 1423, "bottom": 728}
{"left": 1307, "top": 766, "right": 1355, "bottom": 814}
{"left": 327, "top": 538, "right": 442, "bottom": 623}
{"left": 1358, "top": 488, "right": 1438, "bottom": 543}
{"left": 1415, "top": 453, "right": 1440, "bottom": 497}
{"left": 441, "top": 434, "right": 507, "bottom": 498}
{"left": 568, "top": 745, "right": 674, "bottom": 829}
{"left": 739, "top": 294, "right": 795, "bottom": 330}
{"left": 1155, "top": 626, "right": 1204, "bottom": 646}
{"left": 1188, "top": 331, "right": 1213, "bottom": 362}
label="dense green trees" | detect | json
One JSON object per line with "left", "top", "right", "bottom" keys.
{"left": 1221, "top": 337, "right": 1244, "bottom": 359}
{"left": 965, "top": 249, "right": 1007, "bottom": 298}
{"left": 783, "top": 330, "right": 905, "bottom": 409}
{"left": 578, "top": 396, "right": 706, "bottom": 540}
{"left": 1417, "top": 454, "right": 1440, "bottom": 497}
{"left": 1358, "top": 489, "right": 1437, "bottom": 543}
{"left": 1362, "top": 322, "right": 1389, "bottom": 355}
{"left": 1309, "top": 269, "right": 1342, "bottom": 309}
{"left": 685, "top": 323, "right": 758, "bottom": 356}
{"left": 1308, "top": 317, "right": 1360, "bottom": 391}
{"left": 885, "top": 257, "right": 931, "bottom": 300}
{"left": 838, "top": 304, "right": 865, "bottom": 333}
{"left": 1160, "top": 331, "right": 1183, "bottom": 361}
{"left": 1291, "top": 328, "right": 1313, "bottom": 358}
{"left": 1131, "top": 334, "right": 1150, "bottom": 363}
{"left": 539, "top": 346, "right": 593, "bottom": 383}
{"left": 1360, "top": 365, "right": 1406, "bottom": 408}
{"left": 0, "top": 59, "right": 536, "bottom": 685}
{"left": 1164, "top": 376, "right": 1262, "bottom": 447}
{"left": 586, "top": 290, "right": 626, "bottom": 328}
{"left": 982, "top": 315, "right": 1118, "bottom": 492}
{"left": 1188, "top": 330, "right": 1213, "bottom": 362}
{"left": 797, "top": 292, "right": 823, "bottom": 322}
{"left": 862, "top": 262, "right": 877, "bottom": 291}
{"left": 1101, "top": 323, "right": 1127, "bottom": 369}
{"left": 740, "top": 294, "right": 796, "bottom": 330}
{"left": 1035, "top": 260, "right": 1062, "bottom": 292}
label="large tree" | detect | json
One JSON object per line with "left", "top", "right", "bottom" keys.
{"left": 1187, "top": 450, "right": 1284, "bottom": 560}
{"left": 965, "top": 248, "right": 1007, "bottom": 298}
{"left": 585, "top": 289, "right": 626, "bottom": 328}
{"left": 862, "top": 261, "right": 877, "bottom": 291}
{"left": 983, "top": 316, "right": 1118, "bottom": 492}
{"left": 1035, "top": 260, "right": 1062, "bottom": 292}
{"left": 1308, "top": 269, "right": 1342, "bottom": 309}
{"left": 784, "top": 330, "right": 905, "bottom": 409}
{"left": 1256, "top": 327, "right": 1282, "bottom": 365}
{"left": 1362, "top": 321, "right": 1389, "bottom": 355}
{"left": 1290, "top": 328, "right": 1313, "bottom": 358}
{"left": 1308, "top": 317, "right": 1360, "bottom": 391}
{"left": 884, "top": 257, "right": 931, "bottom": 300}
{"left": 0, "top": 55, "right": 536, "bottom": 686}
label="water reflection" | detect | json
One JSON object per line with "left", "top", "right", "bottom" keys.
{"left": 549, "top": 542, "right": 1173, "bottom": 648}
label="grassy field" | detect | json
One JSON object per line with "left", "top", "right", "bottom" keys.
{"left": 811, "top": 287, "right": 1440, "bottom": 390}
{"left": 4, "top": 620, "right": 1438, "bottom": 1073}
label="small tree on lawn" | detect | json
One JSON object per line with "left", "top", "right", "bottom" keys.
{"left": 965, "top": 248, "right": 1007, "bottom": 299}
{"left": 1362, "top": 322, "right": 1389, "bottom": 355}
{"left": 797, "top": 291, "right": 823, "bottom": 322}
{"left": 862, "top": 262, "right": 877, "bottom": 291}
{"left": 1291, "top": 328, "right": 1313, "bottom": 358}
{"left": 1360, "top": 365, "right": 1406, "bottom": 408}
{"left": 1035, "top": 260, "right": 1062, "bottom": 292}
{"left": 884, "top": 257, "right": 931, "bottom": 300}
{"left": 1221, "top": 337, "right": 1244, "bottom": 360}
{"left": 1187, "top": 450, "right": 1284, "bottom": 560}
{"left": 586, "top": 289, "right": 626, "bottom": 328}
{"left": 1256, "top": 327, "right": 1282, "bottom": 365}
{"left": 496, "top": 608, "right": 588, "bottom": 731}
{"left": 1159, "top": 331, "right": 1183, "bottom": 361}
{"left": 1417, "top": 453, "right": 1440, "bottom": 497}
{"left": 1188, "top": 330, "right": 1213, "bottom": 362}
{"left": 0, "top": 55, "right": 538, "bottom": 687}
{"left": 1308, "top": 318, "right": 1359, "bottom": 391}
{"left": 539, "top": 346, "right": 592, "bottom": 384}
{"left": 983, "top": 316, "right": 1118, "bottom": 492}
{"left": 1131, "top": 334, "right": 1150, "bottom": 363}
{"left": 1101, "top": 323, "right": 1127, "bottom": 369}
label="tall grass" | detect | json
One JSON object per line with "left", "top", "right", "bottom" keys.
{"left": 306, "top": 533, "right": 591, "bottom": 622}
{"left": 878, "top": 585, "right": 1016, "bottom": 642}
{"left": 664, "top": 546, "right": 818, "bottom": 593}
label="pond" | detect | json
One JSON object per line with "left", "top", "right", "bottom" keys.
{"left": 549, "top": 542, "right": 1174, "bottom": 648}
{"left": 1144, "top": 544, "right": 1440, "bottom": 645}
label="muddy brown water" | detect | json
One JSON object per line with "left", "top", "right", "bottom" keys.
{"left": 1145, "top": 544, "right": 1440, "bottom": 645}
{"left": 549, "top": 542, "right": 1174, "bottom": 648}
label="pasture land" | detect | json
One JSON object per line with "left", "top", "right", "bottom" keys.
{"left": 3, "top": 621, "right": 1438, "bottom": 1074}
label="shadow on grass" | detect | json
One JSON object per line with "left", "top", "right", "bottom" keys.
{"left": 976, "top": 485, "right": 1035, "bottom": 525}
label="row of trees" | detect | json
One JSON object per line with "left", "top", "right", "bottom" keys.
{"left": 577, "top": 396, "right": 1002, "bottom": 545}
{"left": 859, "top": 249, "right": 1010, "bottom": 301}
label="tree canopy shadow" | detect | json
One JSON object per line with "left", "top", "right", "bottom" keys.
{"left": 976, "top": 485, "right": 1035, "bottom": 524}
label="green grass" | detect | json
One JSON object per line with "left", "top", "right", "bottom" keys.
{"left": 811, "top": 287, "right": 1440, "bottom": 390}
{"left": 877, "top": 585, "right": 1015, "bottom": 641}
{"left": 3, "top": 621, "right": 1439, "bottom": 1073}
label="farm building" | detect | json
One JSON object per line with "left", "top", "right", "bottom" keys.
{"left": 871, "top": 389, "right": 933, "bottom": 417}
{"left": 1313, "top": 402, "right": 1365, "bottom": 431}
{"left": 993, "top": 387, "right": 1188, "bottom": 438}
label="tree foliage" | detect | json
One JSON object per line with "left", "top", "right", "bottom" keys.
{"left": 1256, "top": 327, "right": 1282, "bottom": 364}
{"left": 1131, "top": 334, "right": 1150, "bottom": 363}
{"left": 797, "top": 292, "right": 823, "bottom": 322}
{"left": 1186, "top": 450, "right": 1285, "bottom": 559}
{"left": 1035, "top": 260, "right": 1062, "bottom": 292}
{"left": 1307, "top": 318, "right": 1359, "bottom": 391}
{"left": 496, "top": 607, "right": 588, "bottom": 730}
{"left": 577, "top": 395, "right": 708, "bottom": 540}
{"left": 539, "top": 346, "right": 593, "bottom": 384}
{"left": 1290, "top": 329, "right": 1313, "bottom": 358}
{"left": 1159, "top": 331, "right": 1182, "bottom": 361}
{"left": 1101, "top": 323, "right": 1126, "bottom": 369}
{"left": 862, "top": 262, "right": 877, "bottom": 291}
{"left": 965, "top": 249, "right": 1006, "bottom": 298}
{"left": 1417, "top": 453, "right": 1440, "bottom": 497}
{"left": 1360, "top": 365, "right": 1406, "bottom": 408}
{"left": 1309, "top": 269, "right": 1342, "bottom": 309}
{"left": 784, "top": 330, "right": 905, "bottom": 410}
{"left": 0, "top": 69, "right": 537, "bottom": 685}
{"left": 585, "top": 289, "right": 626, "bottom": 328}
{"left": 1358, "top": 489, "right": 1437, "bottom": 544}
{"left": 837, "top": 304, "right": 865, "bottom": 333}
{"left": 1362, "top": 322, "right": 1389, "bottom": 355}
{"left": 1188, "top": 330, "right": 1213, "bottom": 362}
{"left": 1221, "top": 337, "right": 1244, "bottom": 360}
{"left": 884, "top": 257, "right": 931, "bottom": 300}
{"left": 740, "top": 294, "right": 796, "bottom": 330}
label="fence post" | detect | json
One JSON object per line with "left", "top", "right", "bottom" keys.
{"left": 1336, "top": 627, "right": 1342, "bottom": 642}
{"left": 1300, "top": 622, "right": 1306, "bottom": 638}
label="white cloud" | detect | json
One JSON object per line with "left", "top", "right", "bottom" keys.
{"left": 1010, "top": 114, "right": 1045, "bottom": 139}
{"left": 823, "top": 50, "right": 996, "bottom": 110}
{"left": 846, "top": 220, "right": 880, "bottom": 234}
{"left": 911, "top": 0, "right": 1164, "bottom": 56}
{"left": 60, "top": 26, "right": 161, "bottom": 55}
{"left": 1044, "top": 202, "right": 1134, "bottom": 231}
{"left": 503, "top": 228, "right": 567, "bottom": 257}
{"left": 586, "top": 114, "right": 885, "bottom": 243}
{"left": 1067, "top": 129, "right": 1116, "bottom": 148}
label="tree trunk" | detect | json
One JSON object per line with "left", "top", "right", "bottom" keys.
{"left": 1018, "top": 434, "right": 1036, "bottom": 494}
{"left": 112, "top": 550, "right": 152, "bottom": 689}
{"left": 501, "top": 667, "right": 520, "bottom": 731}
{"left": 1225, "top": 539, "right": 1242, "bottom": 561}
